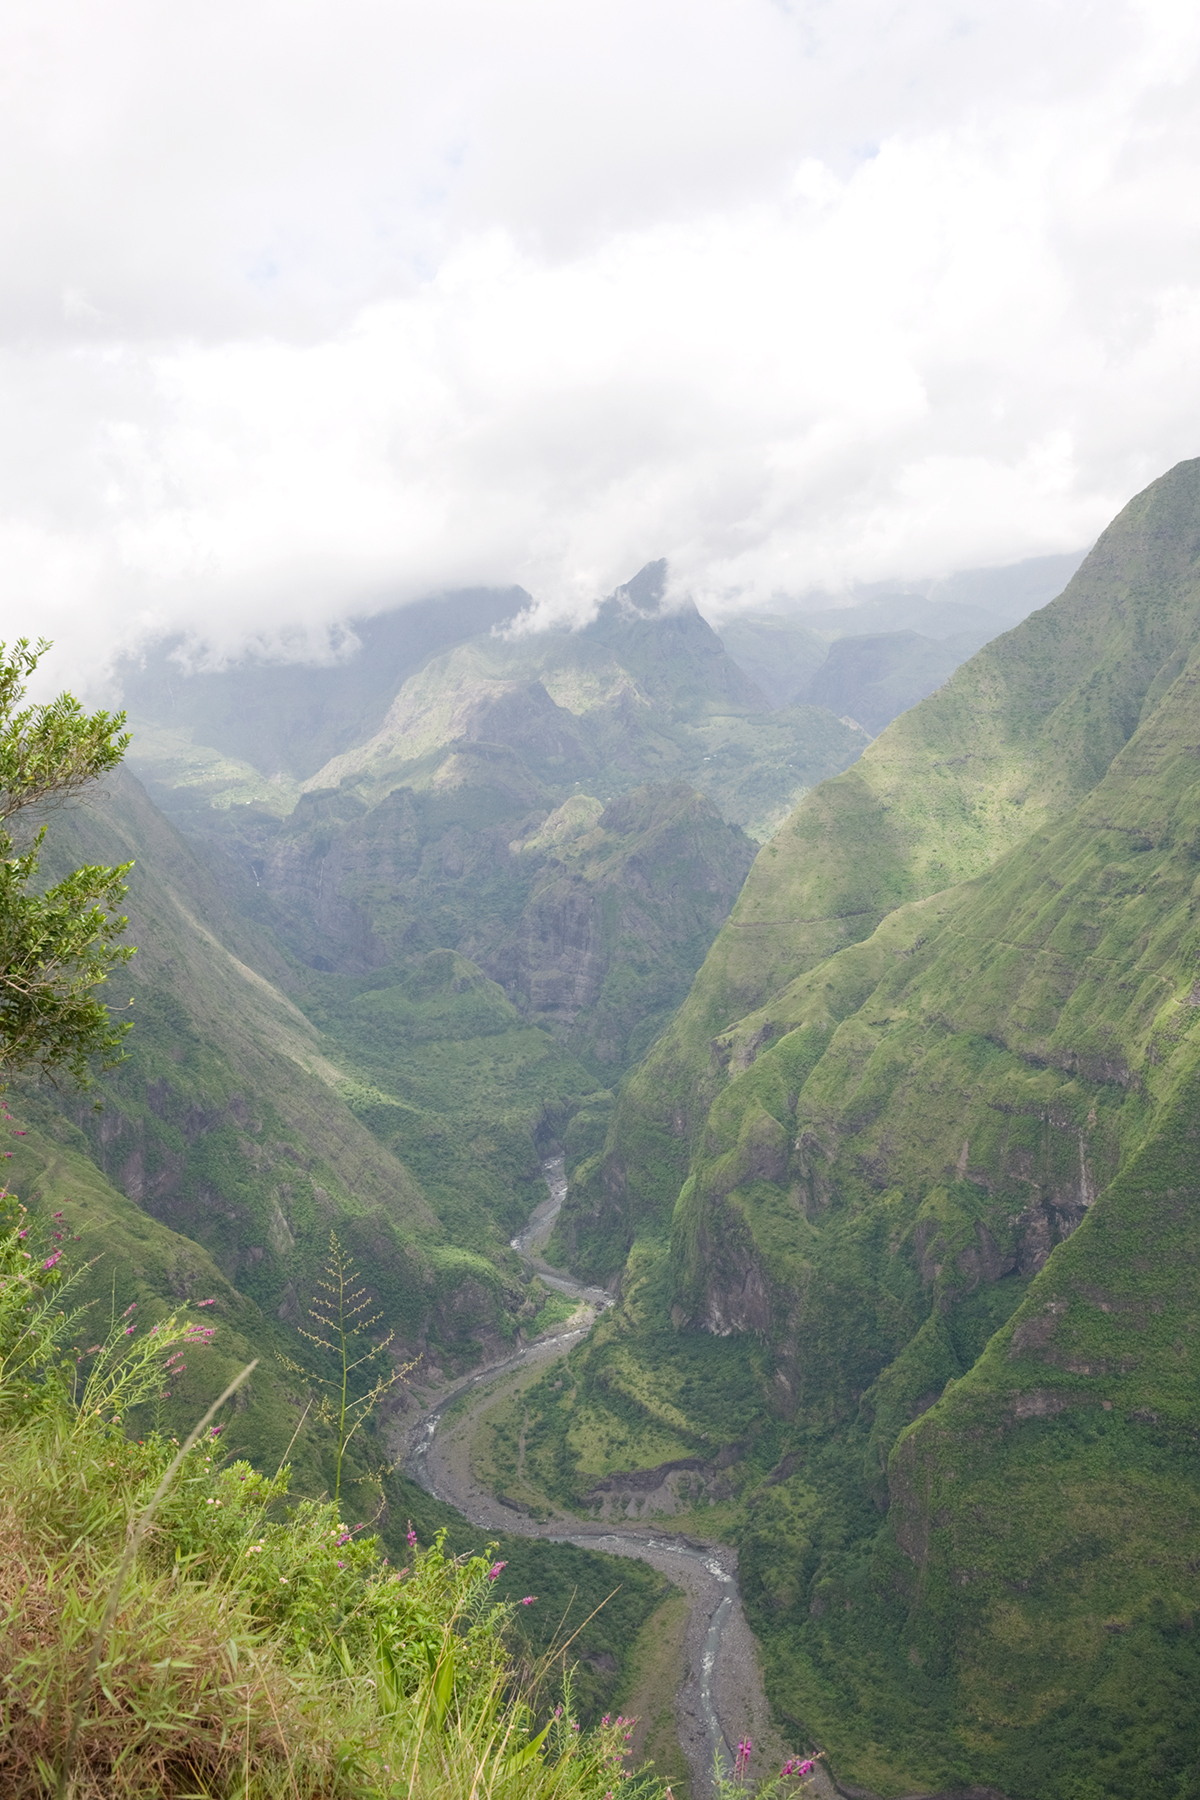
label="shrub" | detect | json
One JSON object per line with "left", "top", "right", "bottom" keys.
{"left": 0, "top": 1202, "right": 664, "bottom": 1800}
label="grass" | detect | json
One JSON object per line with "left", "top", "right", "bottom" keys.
{"left": 618, "top": 1593, "right": 691, "bottom": 1796}
{"left": 550, "top": 466, "right": 1200, "bottom": 1795}
{"left": 0, "top": 1208, "right": 669, "bottom": 1800}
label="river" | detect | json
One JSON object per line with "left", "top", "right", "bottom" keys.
{"left": 400, "top": 1156, "right": 836, "bottom": 1800}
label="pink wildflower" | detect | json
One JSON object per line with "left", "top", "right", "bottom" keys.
{"left": 520, "top": 1595, "right": 537, "bottom": 1605}
{"left": 487, "top": 1561, "right": 507, "bottom": 1580}
{"left": 406, "top": 1521, "right": 417, "bottom": 1547}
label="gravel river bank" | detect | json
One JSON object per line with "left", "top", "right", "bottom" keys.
{"left": 399, "top": 1157, "right": 837, "bottom": 1800}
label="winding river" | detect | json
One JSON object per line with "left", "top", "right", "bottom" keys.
{"left": 400, "top": 1157, "right": 834, "bottom": 1799}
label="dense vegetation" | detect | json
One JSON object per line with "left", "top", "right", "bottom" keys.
{"left": 0, "top": 1204, "right": 669, "bottom": 1799}
{"left": 538, "top": 460, "right": 1200, "bottom": 1797}
{"left": 13, "top": 504, "right": 1196, "bottom": 1797}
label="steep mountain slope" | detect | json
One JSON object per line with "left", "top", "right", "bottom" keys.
{"left": 539, "top": 460, "right": 1200, "bottom": 1797}
{"left": 561, "top": 461, "right": 1200, "bottom": 1271}
{"left": 795, "top": 627, "right": 989, "bottom": 734}
{"left": 122, "top": 563, "right": 852, "bottom": 1090}
{"left": 33, "top": 769, "right": 515, "bottom": 1365}
{"left": 714, "top": 550, "right": 1087, "bottom": 716}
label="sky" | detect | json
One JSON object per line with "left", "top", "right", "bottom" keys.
{"left": 3, "top": 0, "right": 1200, "bottom": 688}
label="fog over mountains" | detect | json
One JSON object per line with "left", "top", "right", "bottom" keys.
{"left": 13, "top": 483, "right": 1200, "bottom": 1796}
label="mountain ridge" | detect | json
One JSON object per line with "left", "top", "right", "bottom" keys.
{"left": 533, "top": 459, "right": 1200, "bottom": 1797}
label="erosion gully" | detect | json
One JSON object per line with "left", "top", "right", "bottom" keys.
{"left": 400, "top": 1157, "right": 836, "bottom": 1800}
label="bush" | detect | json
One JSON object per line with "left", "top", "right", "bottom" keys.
{"left": 0, "top": 1202, "right": 663, "bottom": 1800}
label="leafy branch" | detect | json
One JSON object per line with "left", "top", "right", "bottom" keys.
{"left": 0, "top": 638, "right": 134, "bottom": 1087}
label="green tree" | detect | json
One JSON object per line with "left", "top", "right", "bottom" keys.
{"left": 0, "top": 637, "right": 133, "bottom": 1086}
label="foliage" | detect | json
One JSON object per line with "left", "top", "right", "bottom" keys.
{"left": 0, "top": 640, "right": 133, "bottom": 1087}
{"left": 543, "top": 461, "right": 1200, "bottom": 1794}
{"left": 712, "top": 1740, "right": 823, "bottom": 1800}
{"left": 282, "top": 1231, "right": 414, "bottom": 1500}
{"left": 0, "top": 1202, "right": 667, "bottom": 1800}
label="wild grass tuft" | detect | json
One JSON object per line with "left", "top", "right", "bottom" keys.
{"left": 0, "top": 1203, "right": 664, "bottom": 1800}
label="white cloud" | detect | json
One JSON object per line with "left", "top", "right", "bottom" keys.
{"left": 0, "top": 0, "right": 1198, "bottom": 687}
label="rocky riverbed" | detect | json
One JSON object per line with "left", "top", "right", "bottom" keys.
{"left": 399, "top": 1156, "right": 837, "bottom": 1800}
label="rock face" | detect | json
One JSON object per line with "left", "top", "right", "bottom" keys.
{"left": 497, "top": 784, "right": 757, "bottom": 1066}
{"left": 126, "top": 570, "right": 790, "bottom": 1076}
{"left": 235, "top": 778, "right": 755, "bottom": 1072}
{"left": 553, "top": 461, "right": 1200, "bottom": 1796}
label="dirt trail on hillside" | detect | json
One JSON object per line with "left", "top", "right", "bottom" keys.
{"left": 398, "top": 1157, "right": 837, "bottom": 1800}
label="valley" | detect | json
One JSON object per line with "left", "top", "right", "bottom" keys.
{"left": 401, "top": 1155, "right": 821, "bottom": 1800}
{"left": 10, "top": 489, "right": 1200, "bottom": 1798}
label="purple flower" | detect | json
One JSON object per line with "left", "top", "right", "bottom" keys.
{"left": 487, "top": 1561, "right": 507, "bottom": 1580}
{"left": 520, "top": 1595, "right": 536, "bottom": 1605}
{"left": 43, "top": 1251, "right": 62, "bottom": 1270}
{"left": 406, "top": 1522, "right": 417, "bottom": 1548}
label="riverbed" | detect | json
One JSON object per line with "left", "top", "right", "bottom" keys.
{"left": 400, "top": 1156, "right": 834, "bottom": 1800}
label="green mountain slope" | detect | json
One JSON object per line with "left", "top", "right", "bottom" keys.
{"left": 540, "top": 460, "right": 1200, "bottom": 1796}
{"left": 33, "top": 769, "right": 513, "bottom": 1364}
{"left": 126, "top": 565, "right": 866, "bottom": 847}
{"left": 560, "top": 459, "right": 1200, "bottom": 1274}
{"left": 121, "top": 565, "right": 858, "bottom": 1137}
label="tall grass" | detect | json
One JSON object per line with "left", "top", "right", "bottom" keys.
{"left": 0, "top": 1200, "right": 662, "bottom": 1800}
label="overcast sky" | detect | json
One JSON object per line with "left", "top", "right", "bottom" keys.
{"left": 3, "top": 0, "right": 1200, "bottom": 687}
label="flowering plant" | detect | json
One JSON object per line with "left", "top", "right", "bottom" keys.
{"left": 712, "top": 1735, "right": 824, "bottom": 1797}
{"left": 0, "top": 1194, "right": 91, "bottom": 1419}
{"left": 0, "top": 1187, "right": 219, "bottom": 1430}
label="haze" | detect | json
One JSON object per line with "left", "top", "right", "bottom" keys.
{"left": 2, "top": 0, "right": 1199, "bottom": 687}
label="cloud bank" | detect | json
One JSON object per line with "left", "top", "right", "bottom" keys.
{"left": 2, "top": 0, "right": 1199, "bottom": 685}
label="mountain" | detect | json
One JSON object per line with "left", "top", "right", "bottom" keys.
{"left": 118, "top": 586, "right": 525, "bottom": 782}
{"left": 794, "top": 627, "right": 989, "bottom": 736}
{"left": 123, "top": 561, "right": 866, "bottom": 845}
{"left": 536, "top": 462, "right": 1200, "bottom": 1796}
{"left": 714, "top": 550, "right": 1087, "bottom": 722}
{"left": 15, "top": 562, "right": 807, "bottom": 1444}
{"left": 120, "top": 563, "right": 862, "bottom": 1089}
